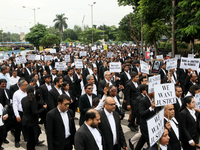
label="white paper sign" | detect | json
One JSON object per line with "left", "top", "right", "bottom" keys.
{"left": 80, "top": 51, "right": 87, "bottom": 57}
{"left": 21, "top": 56, "right": 27, "bottom": 64}
{"left": 140, "top": 60, "right": 149, "bottom": 74}
{"left": 64, "top": 55, "right": 70, "bottom": 62}
{"left": 180, "top": 57, "right": 199, "bottom": 71}
{"left": 28, "top": 54, "right": 36, "bottom": 60}
{"left": 109, "top": 62, "right": 121, "bottom": 73}
{"left": 175, "top": 54, "right": 181, "bottom": 59}
{"left": 154, "top": 83, "right": 176, "bottom": 107}
{"left": 44, "top": 55, "right": 53, "bottom": 62}
{"left": 168, "top": 52, "right": 172, "bottom": 57}
{"left": 55, "top": 62, "right": 66, "bottom": 70}
{"left": 188, "top": 54, "right": 194, "bottom": 58}
{"left": 92, "top": 46, "right": 96, "bottom": 51}
{"left": 194, "top": 93, "right": 200, "bottom": 109}
{"left": 4, "top": 54, "right": 9, "bottom": 60}
{"left": 35, "top": 55, "right": 40, "bottom": 60}
{"left": 15, "top": 57, "right": 21, "bottom": 64}
{"left": 50, "top": 49, "right": 56, "bottom": 53}
{"left": 166, "top": 58, "right": 177, "bottom": 70}
{"left": 156, "top": 55, "right": 163, "bottom": 59}
{"left": 147, "top": 109, "right": 165, "bottom": 147}
{"left": 148, "top": 75, "right": 160, "bottom": 93}
{"left": 107, "top": 52, "right": 113, "bottom": 58}
{"left": 74, "top": 59, "right": 83, "bottom": 68}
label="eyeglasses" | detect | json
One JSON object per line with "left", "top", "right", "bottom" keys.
{"left": 106, "top": 103, "right": 116, "bottom": 106}
{"left": 87, "top": 88, "right": 93, "bottom": 90}
{"left": 177, "top": 91, "right": 183, "bottom": 93}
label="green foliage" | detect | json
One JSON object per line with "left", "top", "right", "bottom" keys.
{"left": 158, "top": 42, "right": 188, "bottom": 50}
{"left": 25, "top": 24, "right": 48, "bottom": 48}
{"left": 40, "top": 33, "right": 60, "bottom": 47}
{"left": 63, "top": 38, "right": 72, "bottom": 43}
{"left": 73, "top": 25, "right": 82, "bottom": 37}
{"left": 0, "top": 46, "right": 11, "bottom": 51}
{"left": 47, "top": 26, "right": 60, "bottom": 37}
{"left": 98, "top": 25, "right": 119, "bottom": 41}
{"left": 194, "top": 43, "right": 200, "bottom": 51}
{"left": 63, "top": 29, "right": 78, "bottom": 41}
{"left": 0, "top": 32, "right": 20, "bottom": 42}
{"left": 20, "top": 47, "right": 25, "bottom": 50}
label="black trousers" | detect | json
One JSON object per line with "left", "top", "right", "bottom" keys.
{"left": 0, "top": 125, "right": 5, "bottom": 148}
{"left": 14, "top": 111, "right": 23, "bottom": 142}
{"left": 27, "top": 127, "right": 35, "bottom": 150}
{"left": 129, "top": 100, "right": 139, "bottom": 127}
{"left": 64, "top": 136, "right": 72, "bottom": 150}
{"left": 135, "top": 134, "right": 149, "bottom": 150}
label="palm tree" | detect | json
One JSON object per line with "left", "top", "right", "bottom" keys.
{"left": 53, "top": 14, "right": 68, "bottom": 43}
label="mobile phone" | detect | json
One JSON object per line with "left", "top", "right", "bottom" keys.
{"left": 106, "top": 83, "right": 109, "bottom": 88}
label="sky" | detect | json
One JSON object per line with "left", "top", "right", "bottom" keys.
{"left": 1, "top": 0, "right": 133, "bottom": 34}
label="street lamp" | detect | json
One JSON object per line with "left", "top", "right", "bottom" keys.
{"left": 15, "top": 26, "right": 26, "bottom": 47}
{"left": 23, "top": 6, "right": 40, "bottom": 25}
{"left": 88, "top": 2, "right": 96, "bottom": 46}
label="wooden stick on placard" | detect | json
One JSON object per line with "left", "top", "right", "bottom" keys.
{"left": 158, "top": 139, "right": 160, "bottom": 150}
{"left": 167, "top": 105, "right": 169, "bottom": 120}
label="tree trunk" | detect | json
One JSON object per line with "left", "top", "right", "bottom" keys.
{"left": 141, "top": 21, "right": 144, "bottom": 53}
{"left": 191, "top": 38, "right": 194, "bottom": 54}
{"left": 60, "top": 30, "right": 63, "bottom": 44}
{"left": 130, "top": 13, "right": 140, "bottom": 49}
{"left": 153, "top": 37, "right": 158, "bottom": 55}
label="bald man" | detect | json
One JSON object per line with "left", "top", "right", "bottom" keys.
{"left": 98, "top": 97, "right": 127, "bottom": 150}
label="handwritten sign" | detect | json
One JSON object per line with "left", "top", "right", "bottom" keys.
{"left": 64, "top": 55, "right": 70, "bottom": 62}
{"left": 166, "top": 58, "right": 177, "bottom": 70}
{"left": 109, "top": 62, "right": 121, "bottom": 73}
{"left": 156, "top": 55, "right": 163, "bottom": 59}
{"left": 28, "top": 54, "right": 36, "bottom": 60}
{"left": 180, "top": 57, "right": 199, "bottom": 71}
{"left": 80, "top": 51, "right": 87, "bottom": 57}
{"left": 55, "top": 62, "right": 66, "bottom": 70}
{"left": 50, "top": 49, "right": 56, "bottom": 53}
{"left": 74, "top": 59, "right": 83, "bottom": 68}
{"left": 107, "top": 52, "right": 113, "bottom": 58}
{"left": 194, "top": 93, "right": 200, "bottom": 109}
{"left": 140, "top": 60, "right": 149, "bottom": 74}
{"left": 44, "top": 55, "right": 53, "bottom": 62}
{"left": 148, "top": 75, "right": 160, "bottom": 93}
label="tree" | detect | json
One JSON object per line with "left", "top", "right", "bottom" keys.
{"left": 98, "top": 25, "right": 119, "bottom": 41}
{"left": 25, "top": 24, "right": 48, "bottom": 48}
{"left": 63, "top": 29, "right": 78, "bottom": 41}
{"left": 73, "top": 25, "right": 82, "bottom": 37}
{"left": 47, "top": 26, "right": 60, "bottom": 37}
{"left": 40, "top": 33, "right": 60, "bottom": 47}
{"left": 53, "top": 14, "right": 68, "bottom": 43}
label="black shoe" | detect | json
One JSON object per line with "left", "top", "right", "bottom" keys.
{"left": 133, "top": 126, "right": 139, "bottom": 131}
{"left": 4, "top": 139, "right": 9, "bottom": 144}
{"left": 15, "top": 142, "right": 20, "bottom": 148}
{"left": 1, "top": 147, "right": 4, "bottom": 150}
{"left": 129, "top": 126, "right": 137, "bottom": 132}
{"left": 129, "top": 138, "right": 134, "bottom": 150}
{"left": 36, "top": 140, "right": 45, "bottom": 145}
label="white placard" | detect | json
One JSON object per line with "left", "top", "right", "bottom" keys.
{"left": 64, "top": 55, "right": 70, "bottom": 62}
{"left": 188, "top": 54, "right": 194, "bottom": 58}
{"left": 194, "top": 93, "right": 200, "bottom": 109}
{"left": 35, "top": 55, "right": 40, "bottom": 60}
{"left": 156, "top": 55, "right": 163, "bottom": 59}
{"left": 107, "top": 52, "right": 113, "bottom": 58}
{"left": 147, "top": 109, "right": 165, "bottom": 147}
{"left": 154, "top": 83, "right": 176, "bottom": 107}
{"left": 92, "top": 46, "right": 96, "bottom": 51}
{"left": 44, "top": 55, "right": 53, "bottom": 62}
{"left": 4, "top": 54, "right": 9, "bottom": 60}
{"left": 165, "top": 58, "right": 177, "bottom": 70}
{"left": 80, "top": 51, "right": 87, "bottom": 57}
{"left": 81, "top": 47, "right": 84, "bottom": 50}
{"left": 109, "top": 62, "right": 121, "bottom": 73}
{"left": 50, "top": 49, "right": 56, "bottom": 53}
{"left": 74, "top": 59, "right": 83, "bottom": 68}
{"left": 140, "top": 60, "right": 149, "bottom": 74}
{"left": 148, "top": 75, "right": 160, "bottom": 93}
{"left": 21, "top": 56, "right": 27, "bottom": 64}
{"left": 15, "top": 57, "right": 21, "bottom": 64}
{"left": 168, "top": 52, "right": 172, "bottom": 57}
{"left": 175, "top": 54, "right": 181, "bottom": 59}
{"left": 55, "top": 62, "right": 66, "bottom": 70}
{"left": 180, "top": 57, "right": 199, "bottom": 71}
{"left": 28, "top": 54, "right": 36, "bottom": 60}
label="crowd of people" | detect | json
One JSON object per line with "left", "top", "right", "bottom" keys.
{"left": 0, "top": 45, "right": 199, "bottom": 150}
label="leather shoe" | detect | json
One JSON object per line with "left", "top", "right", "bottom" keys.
{"left": 4, "top": 139, "right": 9, "bottom": 144}
{"left": 15, "top": 142, "right": 20, "bottom": 148}
{"left": 36, "top": 140, "right": 45, "bottom": 145}
{"left": 129, "top": 138, "right": 134, "bottom": 150}
{"left": 129, "top": 126, "right": 137, "bottom": 132}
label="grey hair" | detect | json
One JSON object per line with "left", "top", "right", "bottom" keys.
{"left": 19, "top": 79, "right": 26, "bottom": 87}
{"left": 104, "top": 71, "right": 110, "bottom": 77}
{"left": 86, "top": 74, "right": 93, "bottom": 81}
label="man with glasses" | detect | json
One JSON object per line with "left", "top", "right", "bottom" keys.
{"left": 12, "top": 79, "right": 28, "bottom": 148}
{"left": 79, "top": 84, "right": 97, "bottom": 126}
{"left": 174, "top": 86, "right": 184, "bottom": 122}
{"left": 46, "top": 94, "right": 76, "bottom": 150}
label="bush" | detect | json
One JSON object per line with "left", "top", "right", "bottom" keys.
{"left": 20, "top": 47, "right": 25, "bottom": 50}
{"left": 30, "top": 47, "right": 34, "bottom": 50}
{"left": 194, "top": 43, "right": 200, "bottom": 51}
{"left": 165, "top": 43, "right": 172, "bottom": 49}
{"left": 0, "top": 46, "right": 11, "bottom": 51}
{"left": 177, "top": 43, "right": 187, "bottom": 49}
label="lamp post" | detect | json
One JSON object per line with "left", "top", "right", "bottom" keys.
{"left": 15, "top": 26, "right": 26, "bottom": 47}
{"left": 23, "top": 6, "right": 40, "bottom": 25}
{"left": 89, "top": 2, "right": 96, "bottom": 46}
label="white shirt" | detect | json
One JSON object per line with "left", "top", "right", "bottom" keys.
{"left": 104, "top": 109, "right": 117, "bottom": 145}
{"left": 6, "top": 73, "right": 11, "bottom": 79}
{"left": 57, "top": 107, "right": 71, "bottom": 138}
{"left": 26, "top": 67, "right": 31, "bottom": 75}
{"left": 125, "top": 71, "right": 131, "bottom": 80}
{"left": 87, "top": 94, "right": 93, "bottom": 107}
{"left": 4, "top": 90, "right": 9, "bottom": 100}
{"left": 55, "top": 87, "right": 63, "bottom": 95}
{"left": 36, "top": 80, "right": 40, "bottom": 87}
{"left": 164, "top": 117, "right": 179, "bottom": 140}
{"left": 160, "top": 144, "right": 167, "bottom": 150}
{"left": 85, "top": 122, "right": 103, "bottom": 150}
{"left": 187, "top": 108, "right": 196, "bottom": 121}
{"left": 64, "top": 90, "right": 71, "bottom": 98}
{"left": 88, "top": 68, "right": 93, "bottom": 75}
{"left": 176, "top": 97, "right": 182, "bottom": 107}
{"left": 9, "top": 76, "right": 20, "bottom": 86}
{"left": 52, "top": 75, "right": 57, "bottom": 82}
{"left": 0, "top": 104, "right": 4, "bottom": 126}
{"left": 45, "top": 83, "right": 52, "bottom": 91}
{"left": 94, "top": 74, "right": 98, "bottom": 81}
{"left": 12, "top": 89, "right": 27, "bottom": 117}
{"left": 132, "top": 81, "right": 138, "bottom": 88}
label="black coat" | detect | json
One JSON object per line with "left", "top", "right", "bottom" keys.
{"left": 173, "top": 97, "right": 184, "bottom": 122}
{"left": 22, "top": 68, "right": 31, "bottom": 83}
{"left": 47, "top": 87, "right": 63, "bottom": 110}
{"left": 46, "top": 108, "right": 76, "bottom": 150}
{"left": 98, "top": 110, "right": 127, "bottom": 150}
{"left": 39, "top": 83, "right": 53, "bottom": 103}
{"left": 119, "top": 71, "right": 130, "bottom": 87}
{"left": 98, "top": 79, "right": 116, "bottom": 97}
{"left": 0, "top": 87, "right": 9, "bottom": 107}
{"left": 75, "top": 123, "right": 102, "bottom": 150}
{"left": 79, "top": 94, "right": 97, "bottom": 126}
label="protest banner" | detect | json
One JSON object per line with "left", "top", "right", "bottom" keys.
{"left": 35, "top": 55, "right": 40, "bottom": 60}
{"left": 74, "top": 59, "right": 83, "bottom": 68}
{"left": 175, "top": 54, "right": 181, "bottom": 59}
{"left": 80, "top": 51, "right": 87, "bottom": 57}
{"left": 104, "top": 45, "right": 108, "bottom": 50}
{"left": 50, "top": 49, "right": 56, "bottom": 53}
{"left": 55, "top": 62, "right": 66, "bottom": 70}
{"left": 140, "top": 60, "right": 149, "bottom": 74}
{"left": 21, "top": 56, "right": 27, "bottom": 64}
{"left": 4, "top": 54, "right": 9, "bottom": 60}
{"left": 109, "top": 62, "right": 121, "bottom": 73}
{"left": 154, "top": 83, "right": 176, "bottom": 107}
{"left": 145, "top": 52, "right": 150, "bottom": 61}
{"left": 148, "top": 75, "right": 160, "bottom": 93}
{"left": 180, "top": 57, "right": 199, "bottom": 71}
{"left": 188, "top": 54, "right": 194, "bottom": 58}
{"left": 39, "top": 46, "right": 43, "bottom": 51}
{"left": 156, "top": 55, "right": 163, "bottom": 59}
{"left": 194, "top": 93, "right": 200, "bottom": 109}
{"left": 0, "top": 52, "right": 4, "bottom": 60}
{"left": 64, "top": 55, "right": 70, "bottom": 62}
{"left": 28, "top": 54, "right": 36, "bottom": 60}
{"left": 44, "top": 55, "right": 53, "bottom": 62}
{"left": 147, "top": 108, "right": 165, "bottom": 147}
{"left": 107, "top": 52, "right": 113, "bottom": 58}
{"left": 166, "top": 58, "right": 177, "bottom": 70}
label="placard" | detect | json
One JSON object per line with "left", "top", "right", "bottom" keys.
{"left": 147, "top": 108, "right": 165, "bottom": 147}
{"left": 180, "top": 57, "right": 199, "bottom": 71}
{"left": 28, "top": 54, "right": 36, "bottom": 60}
{"left": 175, "top": 54, "right": 181, "bottom": 59}
{"left": 140, "top": 60, "right": 149, "bottom": 74}
{"left": 80, "top": 51, "right": 87, "bottom": 57}
{"left": 35, "top": 55, "right": 40, "bottom": 60}
{"left": 104, "top": 45, "right": 108, "bottom": 50}
{"left": 4, "top": 54, "right": 9, "bottom": 60}
{"left": 107, "top": 52, "right": 113, "bottom": 58}
{"left": 0, "top": 52, "right": 4, "bottom": 60}
{"left": 74, "top": 59, "right": 83, "bottom": 68}
{"left": 55, "top": 62, "right": 66, "bottom": 70}
{"left": 154, "top": 83, "right": 176, "bottom": 106}
{"left": 194, "top": 93, "right": 200, "bottom": 109}
{"left": 44, "top": 55, "right": 53, "bottom": 62}
{"left": 50, "top": 49, "right": 56, "bottom": 53}
{"left": 92, "top": 46, "right": 96, "bottom": 51}
{"left": 16, "top": 56, "right": 27, "bottom": 64}
{"left": 145, "top": 52, "right": 150, "bottom": 61}
{"left": 188, "top": 54, "right": 194, "bottom": 58}
{"left": 156, "top": 55, "right": 163, "bottom": 59}
{"left": 21, "top": 56, "right": 27, "bottom": 64}
{"left": 165, "top": 58, "right": 177, "bottom": 70}
{"left": 109, "top": 62, "right": 121, "bottom": 73}
{"left": 64, "top": 55, "right": 70, "bottom": 62}
{"left": 148, "top": 75, "right": 160, "bottom": 93}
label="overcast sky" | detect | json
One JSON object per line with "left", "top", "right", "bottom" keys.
{"left": 1, "top": 0, "right": 132, "bottom": 34}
